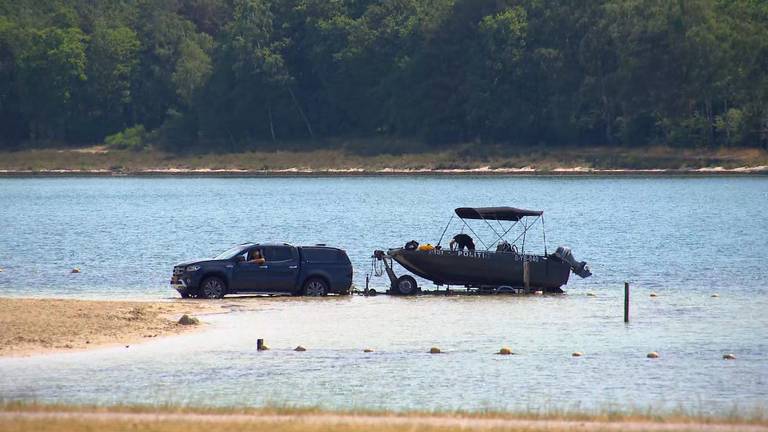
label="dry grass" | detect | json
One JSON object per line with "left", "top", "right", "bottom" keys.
{"left": 1, "top": 401, "right": 766, "bottom": 426}
{"left": 0, "top": 402, "right": 766, "bottom": 432}
{"left": 0, "top": 298, "right": 215, "bottom": 356}
{"left": 0, "top": 418, "right": 474, "bottom": 432}
{"left": 0, "top": 143, "right": 766, "bottom": 173}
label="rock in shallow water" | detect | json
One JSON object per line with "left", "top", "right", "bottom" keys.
{"left": 177, "top": 314, "right": 200, "bottom": 325}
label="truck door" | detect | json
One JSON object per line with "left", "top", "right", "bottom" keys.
{"left": 261, "top": 246, "right": 300, "bottom": 292}
{"left": 231, "top": 248, "right": 271, "bottom": 292}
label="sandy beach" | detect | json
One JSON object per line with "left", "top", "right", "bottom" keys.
{"left": 0, "top": 298, "right": 217, "bottom": 357}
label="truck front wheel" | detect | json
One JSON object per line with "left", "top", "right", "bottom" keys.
{"left": 200, "top": 276, "right": 226, "bottom": 299}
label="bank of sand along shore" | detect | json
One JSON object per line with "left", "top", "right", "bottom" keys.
{"left": 0, "top": 298, "right": 217, "bottom": 357}
{"left": 0, "top": 145, "right": 767, "bottom": 176}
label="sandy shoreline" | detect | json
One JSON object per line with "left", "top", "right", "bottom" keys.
{"left": 2, "top": 145, "right": 767, "bottom": 176}
{"left": 1, "top": 166, "right": 767, "bottom": 176}
{"left": 0, "top": 298, "right": 218, "bottom": 357}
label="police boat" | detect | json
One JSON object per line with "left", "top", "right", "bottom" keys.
{"left": 372, "top": 207, "right": 591, "bottom": 295}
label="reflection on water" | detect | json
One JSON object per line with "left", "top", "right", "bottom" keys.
{"left": 0, "top": 176, "right": 767, "bottom": 413}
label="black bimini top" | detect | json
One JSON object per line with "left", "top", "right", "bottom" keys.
{"left": 455, "top": 207, "right": 543, "bottom": 221}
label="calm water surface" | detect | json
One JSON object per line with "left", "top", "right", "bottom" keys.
{"left": 0, "top": 176, "right": 766, "bottom": 413}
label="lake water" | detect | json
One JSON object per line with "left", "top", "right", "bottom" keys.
{"left": 0, "top": 176, "right": 766, "bottom": 414}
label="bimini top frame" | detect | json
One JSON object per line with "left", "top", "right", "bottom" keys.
{"left": 454, "top": 207, "right": 543, "bottom": 221}
{"left": 437, "top": 207, "right": 548, "bottom": 255}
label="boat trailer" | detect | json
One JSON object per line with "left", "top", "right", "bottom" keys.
{"left": 365, "top": 249, "right": 537, "bottom": 296}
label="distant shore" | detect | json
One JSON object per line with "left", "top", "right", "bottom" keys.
{"left": 0, "top": 298, "right": 217, "bottom": 357}
{"left": 1, "top": 145, "right": 766, "bottom": 176}
{"left": 1, "top": 167, "right": 767, "bottom": 176}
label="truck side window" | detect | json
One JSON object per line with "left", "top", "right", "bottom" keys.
{"left": 247, "top": 249, "right": 261, "bottom": 261}
{"left": 266, "top": 246, "right": 293, "bottom": 262}
{"left": 303, "top": 248, "right": 340, "bottom": 263}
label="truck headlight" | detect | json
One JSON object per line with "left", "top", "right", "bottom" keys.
{"left": 186, "top": 265, "right": 201, "bottom": 272}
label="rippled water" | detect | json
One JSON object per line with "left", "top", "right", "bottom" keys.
{"left": 0, "top": 176, "right": 766, "bottom": 413}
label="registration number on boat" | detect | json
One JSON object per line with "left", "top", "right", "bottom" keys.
{"left": 431, "top": 250, "right": 488, "bottom": 259}
{"left": 430, "top": 250, "right": 540, "bottom": 262}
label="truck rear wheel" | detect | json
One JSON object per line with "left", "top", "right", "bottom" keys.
{"left": 200, "top": 276, "right": 226, "bottom": 299}
{"left": 303, "top": 278, "right": 328, "bottom": 296}
{"left": 393, "top": 275, "right": 418, "bottom": 296}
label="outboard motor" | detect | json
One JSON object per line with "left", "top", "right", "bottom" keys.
{"left": 553, "top": 246, "right": 592, "bottom": 278}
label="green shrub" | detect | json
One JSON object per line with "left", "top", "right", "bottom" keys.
{"left": 715, "top": 108, "right": 746, "bottom": 146}
{"left": 104, "top": 125, "right": 150, "bottom": 151}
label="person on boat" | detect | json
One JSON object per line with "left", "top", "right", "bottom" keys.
{"left": 248, "top": 249, "right": 266, "bottom": 265}
{"left": 496, "top": 240, "right": 519, "bottom": 254}
{"left": 450, "top": 233, "right": 475, "bottom": 251}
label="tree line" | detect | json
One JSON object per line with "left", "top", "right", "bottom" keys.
{"left": 1, "top": 0, "right": 767, "bottom": 151}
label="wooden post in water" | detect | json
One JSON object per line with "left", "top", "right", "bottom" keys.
{"left": 624, "top": 282, "right": 630, "bottom": 323}
{"left": 365, "top": 274, "right": 369, "bottom": 295}
{"left": 523, "top": 261, "right": 531, "bottom": 290}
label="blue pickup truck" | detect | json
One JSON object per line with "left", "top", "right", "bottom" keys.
{"left": 171, "top": 243, "right": 353, "bottom": 298}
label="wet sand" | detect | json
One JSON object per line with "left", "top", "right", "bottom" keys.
{"left": 0, "top": 298, "right": 218, "bottom": 357}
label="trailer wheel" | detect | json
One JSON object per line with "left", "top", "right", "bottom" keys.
{"left": 393, "top": 275, "right": 418, "bottom": 296}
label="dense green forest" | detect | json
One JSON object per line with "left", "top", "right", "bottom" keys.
{"left": 0, "top": 0, "right": 767, "bottom": 151}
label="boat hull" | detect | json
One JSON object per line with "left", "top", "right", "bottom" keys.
{"left": 389, "top": 248, "right": 571, "bottom": 291}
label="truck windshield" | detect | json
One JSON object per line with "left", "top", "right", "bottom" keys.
{"left": 214, "top": 245, "right": 247, "bottom": 260}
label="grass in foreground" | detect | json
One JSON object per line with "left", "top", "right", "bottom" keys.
{"left": 1, "top": 401, "right": 766, "bottom": 432}
{"left": 0, "top": 418, "right": 463, "bottom": 432}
